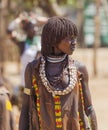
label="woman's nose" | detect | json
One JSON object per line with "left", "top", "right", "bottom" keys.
{"left": 71, "top": 40, "right": 77, "bottom": 45}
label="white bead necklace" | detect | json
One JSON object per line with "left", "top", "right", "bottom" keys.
{"left": 47, "top": 54, "right": 67, "bottom": 63}
{"left": 39, "top": 56, "right": 77, "bottom": 97}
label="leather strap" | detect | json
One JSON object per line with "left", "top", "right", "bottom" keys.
{"left": 24, "top": 88, "right": 31, "bottom": 95}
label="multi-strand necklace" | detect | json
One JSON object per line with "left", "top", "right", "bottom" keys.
{"left": 39, "top": 55, "right": 77, "bottom": 97}
{"left": 47, "top": 54, "right": 67, "bottom": 63}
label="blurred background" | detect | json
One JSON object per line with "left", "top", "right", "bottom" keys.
{"left": 0, "top": 0, "right": 108, "bottom": 130}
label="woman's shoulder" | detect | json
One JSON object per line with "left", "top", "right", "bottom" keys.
{"left": 73, "top": 60, "right": 88, "bottom": 77}
{"left": 25, "top": 57, "right": 41, "bottom": 71}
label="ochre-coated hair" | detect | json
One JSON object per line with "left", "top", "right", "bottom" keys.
{"left": 41, "top": 16, "right": 78, "bottom": 57}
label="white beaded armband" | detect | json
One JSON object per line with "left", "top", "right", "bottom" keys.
{"left": 87, "top": 106, "right": 93, "bottom": 111}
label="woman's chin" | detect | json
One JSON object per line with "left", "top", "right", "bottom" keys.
{"left": 68, "top": 51, "right": 74, "bottom": 55}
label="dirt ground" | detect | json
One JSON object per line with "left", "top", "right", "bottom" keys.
{"left": 3, "top": 48, "right": 108, "bottom": 130}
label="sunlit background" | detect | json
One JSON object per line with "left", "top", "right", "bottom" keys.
{"left": 0, "top": 0, "right": 108, "bottom": 130}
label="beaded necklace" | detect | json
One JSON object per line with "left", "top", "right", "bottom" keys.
{"left": 47, "top": 54, "right": 67, "bottom": 63}
{"left": 39, "top": 55, "right": 77, "bottom": 97}
{"left": 78, "top": 78, "right": 85, "bottom": 130}
{"left": 32, "top": 75, "right": 62, "bottom": 129}
{"left": 32, "top": 76, "right": 42, "bottom": 130}
{"left": 32, "top": 55, "right": 78, "bottom": 129}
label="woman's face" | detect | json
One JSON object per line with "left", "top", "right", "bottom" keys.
{"left": 57, "top": 36, "right": 77, "bottom": 55}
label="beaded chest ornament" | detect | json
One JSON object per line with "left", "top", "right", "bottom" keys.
{"left": 32, "top": 55, "right": 78, "bottom": 129}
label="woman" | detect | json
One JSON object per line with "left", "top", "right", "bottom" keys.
{"left": 19, "top": 16, "right": 98, "bottom": 130}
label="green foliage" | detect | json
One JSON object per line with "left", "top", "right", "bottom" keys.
{"left": 67, "top": 0, "right": 76, "bottom": 5}
{"left": 50, "top": 0, "right": 56, "bottom": 2}
{"left": 23, "top": 1, "right": 33, "bottom": 10}
{"left": 57, "top": 0, "right": 77, "bottom": 6}
{"left": 11, "top": 0, "right": 34, "bottom": 11}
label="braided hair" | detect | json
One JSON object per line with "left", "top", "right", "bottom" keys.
{"left": 41, "top": 16, "right": 78, "bottom": 57}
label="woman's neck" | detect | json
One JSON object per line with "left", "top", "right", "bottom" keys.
{"left": 47, "top": 54, "right": 67, "bottom": 63}
{"left": 50, "top": 46, "right": 64, "bottom": 57}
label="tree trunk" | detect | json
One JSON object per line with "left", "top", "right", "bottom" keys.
{"left": 38, "top": 0, "right": 64, "bottom": 16}
{"left": 93, "top": 0, "right": 101, "bottom": 76}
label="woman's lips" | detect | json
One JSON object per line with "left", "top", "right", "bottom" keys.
{"left": 70, "top": 45, "right": 75, "bottom": 51}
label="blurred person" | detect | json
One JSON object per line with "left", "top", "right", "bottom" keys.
{"left": 20, "top": 15, "right": 47, "bottom": 87}
{"left": 0, "top": 69, "right": 15, "bottom": 130}
{"left": 20, "top": 21, "right": 42, "bottom": 87}
{"left": 19, "top": 16, "right": 98, "bottom": 130}
{"left": 7, "top": 13, "right": 47, "bottom": 87}
{"left": 6, "top": 14, "right": 28, "bottom": 57}
{"left": 6, "top": 11, "right": 48, "bottom": 56}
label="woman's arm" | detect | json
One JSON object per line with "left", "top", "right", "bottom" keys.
{"left": 19, "top": 63, "right": 32, "bottom": 130}
{"left": 78, "top": 64, "right": 98, "bottom": 130}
